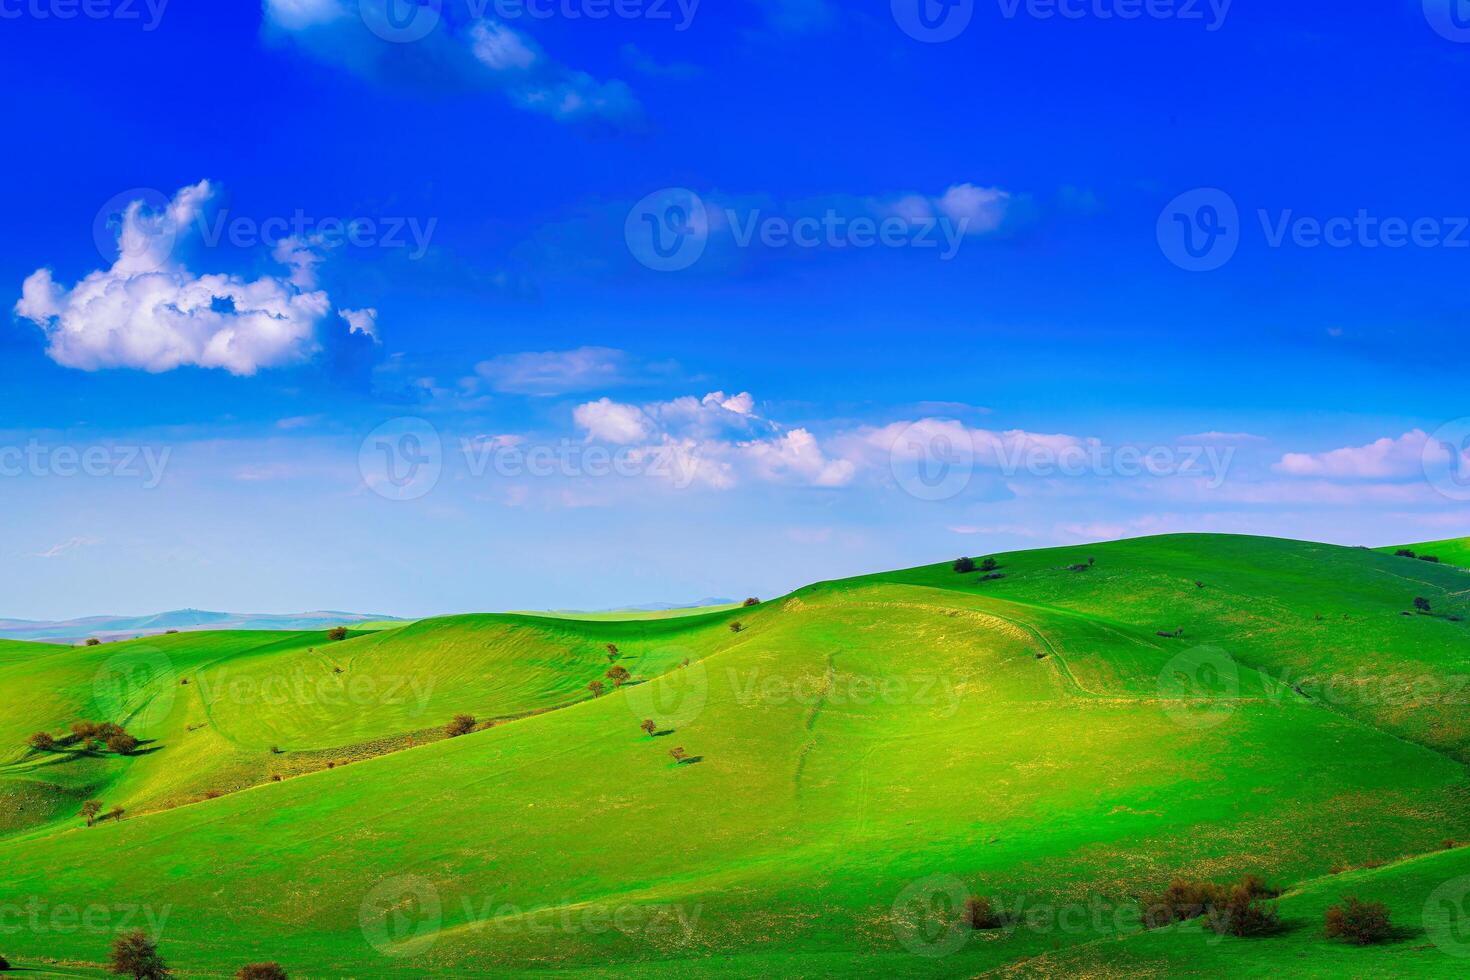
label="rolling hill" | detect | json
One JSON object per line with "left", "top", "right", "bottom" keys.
{"left": 3, "top": 534, "right": 1470, "bottom": 977}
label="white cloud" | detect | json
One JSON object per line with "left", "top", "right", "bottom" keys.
{"left": 1274, "top": 430, "right": 1440, "bottom": 480}
{"left": 476, "top": 347, "right": 633, "bottom": 396}
{"left": 15, "top": 183, "right": 332, "bottom": 376}
{"left": 876, "top": 183, "right": 1013, "bottom": 236}
{"left": 339, "top": 308, "right": 379, "bottom": 341}
{"left": 743, "top": 428, "right": 855, "bottom": 487}
{"left": 470, "top": 20, "right": 539, "bottom": 71}
{"left": 574, "top": 398, "right": 651, "bottom": 444}
{"left": 34, "top": 536, "right": 100, "bottom": 559}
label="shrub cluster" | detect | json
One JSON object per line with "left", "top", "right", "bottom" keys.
{"left": 1324, "top": 896, "right": 1392, "bottom": 945}
{"left": 1139, "top": 875, "right": 1280, "bottom": 937}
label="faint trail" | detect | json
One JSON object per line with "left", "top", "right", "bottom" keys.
{"left": 793, "top": 651, "right": 837, "bottom": 793}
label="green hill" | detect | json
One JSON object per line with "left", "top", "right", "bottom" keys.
{"left": 3, "top": 534, "right": 1470, "bottom": 977}
{"left": 1381, "top": 537, "right": 1470, "bottom": 570}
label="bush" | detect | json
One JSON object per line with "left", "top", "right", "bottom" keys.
{"left": 236, "top": 964, "right": 287, "bottom": 980}
{"left": 444, "top": 714, "right": 477, "bottom": 738}
{"left": 668, "top": 746, "right": 688, "bottom": 764}
{"left": 1324, "top": 896, "right": 1392, "bottom": 945}
{"left": 109, "top": 930, "right": 168, "bottom": 979}
{"left": 81, "top": 800, "right": 103, "bottom": 826}
{"left": 1067, "top": 563, "right": 1089, "bottom": 572}
{"left": 96, "top": 722, "right": 126, "bottom": 739}
{"left": 107, "top": 733, "right": 140, "bottom": 755}
{"left": 729, "top": 621, "right": 744, "bottom": 633}
{"left": 605, "top": 643, "right": 619, "bottom": 661}
{"left": 641, "top": 719, "right": 657, "bottom": 736}
{"left": 0, "top": 954, "right": 9, "bottom": 970}
{"left": 953, "top": 557, "right": 976, "bottom": 573}
{"left": 587, "top": 680, "right": 605, "bottom": 697}
{"left": 1414, "top": 597, "right": 1432, "bottom": 614}
{"left": 965, "top": 896, "right": 1003, "bottom": 929}
{"left": 1395, "top": 548, "right": 1417, "bottom": 558}
{"left": 1419, "top": 554, "right": 1441, "bottom": 563}
{"left": 85, "top": 637, "right": 101, "bottom": 646}
{"left": 978, "top": 557, "right": 999, "bottom": 573}
{"left": 26, "top": 732, "right": 55, "bottom": 752}
{"left": 326, "top": 626, "right": 348, "bottom": 641}
{"left": 979, "top": 572, "right": 1006, "bottom": 581}
{"left": 606, "top": 665, "right": 631, "bottom": 687}
{"left": 743, "top": 597, "right": 761, "bottom": 606}
{"left": 73, "top": 721, "right": 99, "bottom": 739}
{"left": 1140, "top": 875, "right": 1280, "bottom": 936}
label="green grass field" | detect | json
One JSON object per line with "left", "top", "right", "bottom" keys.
{"left": 3, "top": 534, "right": 1470, "bottom": 977}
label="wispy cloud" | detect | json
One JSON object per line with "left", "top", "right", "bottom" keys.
{"left": 34, "top": 536, "right": 101, "bottom": 559}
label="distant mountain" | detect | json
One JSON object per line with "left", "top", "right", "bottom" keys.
{"left": 617, "top": 597, "right": 736, "bottom": 612}
{"left": 0, "top": 609, "right": 404, "bottom": 644}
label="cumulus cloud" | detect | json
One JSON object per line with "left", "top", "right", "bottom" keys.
{"left": 338, "top": 308, "right": 379, "bottom": 341}
{"left": 878, "top": 183, "right": 1013, "bottom": 236}
{"left": 262, "top": 3, "right": 641, "bottom": 126}
{"left": 14, "top": 182, "right": 336, "bottom": 376}
{"left": 574, "top": 397, "right": 652, "bottom": 444}
{"left": 1274, "top": 430, "right": 1442, "bottom": 480}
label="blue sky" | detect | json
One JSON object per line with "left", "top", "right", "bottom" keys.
{"left": 2, "top": 0, "right": 1468, "bottom": 619}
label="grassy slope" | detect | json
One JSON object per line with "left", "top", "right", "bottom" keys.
{"left": 1383, "top": 537, "right": 1470, "bottom": 569}
{"left": 2, "top": 535, "right": 1469, "bottom": 977}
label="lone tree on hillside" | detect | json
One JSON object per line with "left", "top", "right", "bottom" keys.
{"left": 606, "top": 665, "right": 631, "bottom": 688}
{"left": 605, "top": 644, "right": 620, "bottom": 661}
{"left": 85, "top": 637, "right": 102, "bottom": 646}
{"left": 445, "top": 714, "right": 477, "bottom": 738}
{"left": 109, "top": 805, "right": 126, "bottom": 822}
{"left": 109, "top": 930, "right": 169, "bottom": 979}
{"left": 668, "top": 746, "right": 688, "bottom": 764}
{"left": 107, "top": 733, "right": 140, "bottom": 756}
{"left": 953, "top": 557, "right": 976, "bottom": 574}
{"left": 640, "top": 718, "right": 658, "bottom": 737}
{"left": 980, "top": 557, "right": 999, "bottom": 573}
{"left": 1414, "top": 597, "right": 1432, "bottom": 614}
{"left": 729, "top": 621, "right": 744, "bottom": 633}
{"left": 235, "top": 963, "right": 287, "bottom": 980}
{"left": 588, "top": 680, "right": 606, "bottom": 697}
{"left": 1324, "top": 896, "right": 1392, "bottom": 945}
{"left": 81, "top": 800, "right": 103, "bottom": 826}
{"left": 743, "top": 597, "right": 760, "bottom": 607}
{"left": 26, "top": 732, "right": 55, "bottom": 752}
{"left": 326, "top": 626, "right": 348, "bottom": 641}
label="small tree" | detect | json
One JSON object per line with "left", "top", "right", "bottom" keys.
{"left": 979, "top": 557, "right": 999, "bottom": 573}
{"left": 953, "top": 557, "right": 976, "bottom": 574}
{"left": 107, "top": 733, "right": 140, "bottom": 756}
{"left": 444, "top": 714, "right": 476, "bottom": 738}
{"left": 109, "top": 805, "right": 126, "bottom": 822}
{"left": 1395, "top": 548, "right": 1417, "bottom": 558}
{"left": 326, "top": 626, "right": 348, "bottom": 641}
{"left": 85, "top": 637, "right": 102, "bottom": 646}
{"left": 729, "top": 621, "right": 744, "bottom": 633}
{"left": 605, "top": 643, "right": 619, "bottom": 661}
{"left": 965, "top": 896, "right": 1002, "bottom": 929}
{"left": 588, "top": 680, "right": 606, "bottom": 697}
{"left": 640, "top": 719, "right": 657, "bottom": 737}
{"left": 1324, "top": 896, "right": 1392, "bottom": 945}
{"left": 743, "top": 597, "right": 760, "bottom": 607}
{"left": 668, "top": 746, "right": 688, "bottom": 764}
{"left": 1414, "top": 597, "right": 1432, "bottom": 614}
{"left": 81, "top": 800, "right": 103, "bottom": 826}
{"left": 96, "top": 722, "right": 126, "bottom": 739}
{"left": 0, "top": 954, "right": 10, "bottom": 970}
{"left": 73, "top": 720, "right": 99, "bottom": 740}
{"left": 110, "top": 930, "right": 169, "bottom": 979}
{"left": 26, "top": 731, "right": 55, "bottom": 752}
{"left": 606, "top": 665, "right": 631, "bottom": 687}
{"left": 235, "top": 964, "right": 287, "bottom": 980}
